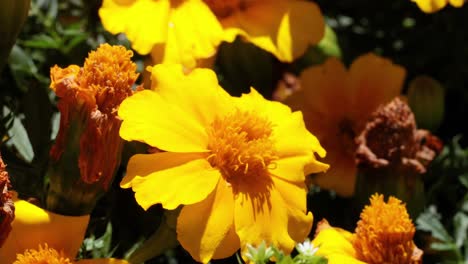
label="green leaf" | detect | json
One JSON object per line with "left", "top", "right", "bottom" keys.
{"left": 4, "top": 107, "right": 34, "bottom": 162}
{"left": 453, "top": 212, "right": 468, "bottom": 248}
{"left": 430, "top": 242, "right": 458, "bottom": 251}
{"left": 22, "top": 34, "right": 60, "bottom": 49}
{"left": 416, "top": 207, "right": 453, "bottom": 243}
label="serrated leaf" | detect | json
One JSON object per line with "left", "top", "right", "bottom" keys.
{"left": 416, "top": 208, "right": 453, "bottom": 243}
{"left": 453, "top": 212, "right": 468, "bottom": 248}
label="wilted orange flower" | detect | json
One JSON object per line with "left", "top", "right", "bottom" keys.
{"left": 118, "top": 64, "right": 328, "bottom": 263}
{"left": 283, "top": 53, "right": 405, "bottom": 197}
{"left": 412, "top": 0, "right": 465, "bottom": 13}
{"left": 312, "top": 194, "right": 423, "bottom": 264}
{"left": 99, "top": 0, "right": 324, "bottom": 68}
{"left": 50, "top": 44, "right": 137, "bottom": 189}
{"left": 0, "top": 154, "right": 14, "bottom": 247}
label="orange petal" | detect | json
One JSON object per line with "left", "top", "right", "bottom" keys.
{"left": 177, "top": 178, "right": 239, "bottom": 263}
{"left": 222, "top": 1, "right": 324, "bottom": 62}
{"left": 99, "top": 0, "right": 170, "bottom": 54}
{"left": 348, "top": 53, "right": 405, "bottom": 120}
{"left": 0, "top": 200, "right": 89, "bottom": 263}
{"left": 312, "top": 147, "right": 357, "bottom": 197}
{"left": 118, "top": 89, "right": 209, "bottom": 153}
{"left": 122, "top": 153, "right": 221, "bottom": 210}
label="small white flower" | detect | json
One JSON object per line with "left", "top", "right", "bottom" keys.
{"left": 296, "top": 239, "right": 319, "bottom": 257}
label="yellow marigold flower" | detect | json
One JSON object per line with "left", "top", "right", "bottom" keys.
{"left": 118, "top": 64, "right": 329, "bottom": 263}
{"left": 412, "top": 0, "right": 465, "bottom": 13}
{"left": 99, "top": 0, "right": 324, "bottom": 68}
{"left": 0, "top": 199, "right": 128, "bottom": 264}
{"left": 283, "top": 53, "right": 405, "bottom": 197}
{"left": 0, "top": 199, "right": 89, "bottom": 263}
{"left": 14, "top": 244, "right": 73, "bottom": 264}
{"left": 312, "top": 194, "right": 423, "bottom": 264}
{"left": 15, "top": 244, "right": 128, "bottom": 264}
{"left": 0, "top": 153, "right": 14, "bottom": 247}
{"left": 47, "top": 43, "right": 138, "bottom": 215}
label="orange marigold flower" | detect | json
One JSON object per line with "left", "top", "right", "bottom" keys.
{"left": 312, "top": 194, "right": 423, "bottom": 264}
{"left": 99, "top": 0, "right": 324, "bottom": 68}
{"left": 0, "top": 154, "right": 14, "bottom": 248}
{"left": 353, "top": 194, "right": 422, "bottom": 264}
{"left": 118, "top": 64, "right": 329, "bottom": 263}
{"left": 411, "top": 0, "right": 465, "bottom": 13}
{"left": 283, "top": 53, "right": 405, "bottom": 197}
{"left": 47, "top": 44, "right": 138, "bottom": 215}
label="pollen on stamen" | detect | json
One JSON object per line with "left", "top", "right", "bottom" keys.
{"left": 13, "top": 244, "right": 73, "bottom": 264}
{"left": 206, "top": 109, "right": 278, "bottom": 183}
{"left": 353, "top": 194, "right": 423, "bottom": 264}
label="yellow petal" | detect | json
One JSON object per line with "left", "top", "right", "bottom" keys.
{"left": 0, "top": 200, "right": 90, "bottom": 263}
{"left": 313, "top": 228, "right": 358, "bottom": 260}
{"left": 234, "top": 177, "right": 303, "bottom": 254}
{"left": 99, "top": 0, "right": 170, "bottom": 54}
{"left": 148, "top": 64, "right": 233, "bottom": 128}
{"left": 177, "top": 178, "right": 239, "bottom": 263}
{"left": 151, "top": 0, "right": 224, "bottom": 68}
{"left": 118, "top": 89, "right": 208, "bottom": 153}
{"left": 411, "top": 0, "right": 447, "bottom": 13}
{"left": 222, "top": 0, "right": 324, "bottom": 62}
{"left": 272, "top": 177, "right": 313, "bottom": 243}
{"left": 122, "top": 154, "right": 221, "bottom": 210}
{"left": 76, "top": 259, "right": 130, "bottom": 264}
{"left": 449, "top": 0, "right": 465, "bottom": 7}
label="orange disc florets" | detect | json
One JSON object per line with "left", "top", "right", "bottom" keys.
{"left": 353, "top": 194, "right": 422, "bottom": 264}
{"left": 206, "top": 109, "right": 277, "bottom": 185}
{"left": 13, "top": 244, "right": 73, "bottom": 264}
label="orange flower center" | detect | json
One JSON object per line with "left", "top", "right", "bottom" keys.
{"left": 206, "top": 109, "right": 277, "bottom": 184}
{"left": 14, "top": 244, "right": 73, "bottom": 264}
{"left": 79, "top": 43, "right": 138, "bottom": 114}
{"left": 353, "top": 194, "right": 422, "bottom": 264}
{"left": 203, "top": 0, "right": 252, "bottom": 18}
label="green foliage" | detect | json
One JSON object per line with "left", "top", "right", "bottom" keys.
{"left": 416, "top": 136, "right": 468, "bottom": 263}
{"left": 241, "top": 241, "right": 328, "bottom": 264}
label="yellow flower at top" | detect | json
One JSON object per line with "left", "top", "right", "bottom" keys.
{"left": 412, "top": 0, "right": 465, "bottom": 13}
{"left": 312, "top": 194, "right": 423, "bottom": 264}
{"left": 118, "top": 64, "right": 329, "bottom": 263}
{"left": 99, "top": 0, "right": 324, "bottom": 68}
{"left": 283, "top": 53, "right": 405, "bottom": 197}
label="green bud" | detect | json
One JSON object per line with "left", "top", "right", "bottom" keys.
{"left": 0, "top": 0, "right": 31, "bottom": 71}
{"left": 407, "top": 75, "right": 445, "bottom": 132}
